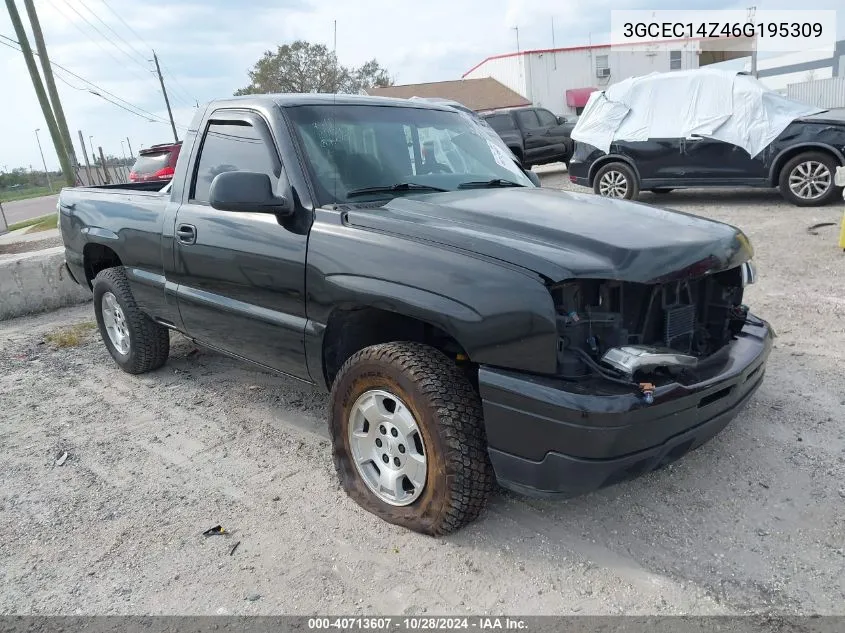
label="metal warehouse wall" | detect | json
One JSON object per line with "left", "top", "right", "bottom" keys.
{"left": 526, "top": 46, "right": 700, "bottom": 115}
{"left": 466, "top": 44, "right": 700, "bottom": 116}
{"left": 464, "top": 56, "right": 526, "bottom": 102}
{"left": 787, "top": 76, "right": 845, "bottom": 108}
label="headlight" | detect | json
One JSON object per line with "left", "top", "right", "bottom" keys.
{"left": 741, "top": 260, "right": 756, "bottom": 287}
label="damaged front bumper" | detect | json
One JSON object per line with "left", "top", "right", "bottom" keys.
{"left": 478, "top": 317, "right": 773, "bottom": 498}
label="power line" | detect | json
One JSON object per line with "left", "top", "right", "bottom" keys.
{"left": 161, "top": 63, "right": 199, "bottom": 107}
{"left": 43, "top": 0, "right": 152, "bottom": 86}
{"left": 71, "top": 0, "right": 195, "bottom": 110}
{"left": 0, "top": 33, "right": 188, "bottom": 130}
{"left": 77, "top": 0, "right": 148, "bottom": 63}
{"left": 96, "top": 0, "right": 200, "bottom": 107}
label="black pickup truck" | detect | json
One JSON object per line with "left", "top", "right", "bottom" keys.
{"left": 59, "top": 94, "right": 773, "bottom": 535}
{"left": 481, "top": 106, "right": 574, "bottom": 168}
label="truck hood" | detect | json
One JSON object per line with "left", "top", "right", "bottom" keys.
{"left": 343, "top": 188, "right": 753, "bottom": 283}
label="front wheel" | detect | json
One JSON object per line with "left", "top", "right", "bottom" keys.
{"left": 779, "top": 151, "right": 840, "bottom": 207}
{"left": 329, "top": 342, "right": 493, "bottom": 535}
{"left": 593, "top": 162, "right": 640, "bottom": 200}
{"left": 93, "top": 267, "right": 170, "bottom": 374}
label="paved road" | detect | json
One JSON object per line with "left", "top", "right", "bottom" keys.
{"left": 0, "top": 194, "right": 58, "bottom": 227}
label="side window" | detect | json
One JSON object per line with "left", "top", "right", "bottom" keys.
{"left": 669, "top": 50, "right": 682, "bottom": 70}
{"left": 536, "top": 109, "right": 558, "bottom": 127}
{"left": 516, "top": 109, "right": 541, "bottom": 130}
{"left": 596, "top": 54, "right": 609, "bottom": 73}
{"left": 486, "top": 114, "right": 515, "bottom": 133}
{"left": 191, "top": 120, "right": 277, "bottom": 204}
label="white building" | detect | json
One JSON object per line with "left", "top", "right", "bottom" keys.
{"left": 463, "top": 39, "right": 751, "bottom": 117}
{"left": 734, "top": 40, "right": 845, "bottom": 93}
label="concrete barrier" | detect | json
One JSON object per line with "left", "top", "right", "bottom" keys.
{"left": 0, "top": 246, "right": 91, "bottom": 321}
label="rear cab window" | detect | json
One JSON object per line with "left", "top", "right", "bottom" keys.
{"left": 190, "top": 117, "right": 279, "bottom": 204}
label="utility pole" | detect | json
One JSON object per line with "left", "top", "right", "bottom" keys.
{"left": 153, "top": 51, "right": 179, "bottom": 142}
{"left": 5, "top": 0, "right": 75, "bottom": 186}
{"left": 512, "top": 26, "right": 520, "bottom": 53}
{"left": 78, "top": 129, "right": 94, "bottom": 186}
{"left": 551, "top": 17, "right": 557, "bottom": 70}
{"left": 126, "top": 137, "right": 135, "bottom": 159}
{"left": 34, "top": 128, "right": 52, "bottom": 192}
{"left": 23, "top": 0, "right": 77, "bottom": 171}
{"left": 747, "top": 6, "right": 758, "bottom": 78}
{"left": 98, "top": 146, "right": 111, "bottom": 184}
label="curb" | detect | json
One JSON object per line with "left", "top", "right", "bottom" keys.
{"left": 0, "top": 246, "right": 92, "bottom": 321}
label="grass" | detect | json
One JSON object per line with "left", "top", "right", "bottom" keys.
{"left": 45, "top": 321, "right": 97, "bottom": 348}
{"left": 0, "top": 186, "right": 53, "bottom": 203}
{"left": 7, "top": 213, "right": 58, "bottom": 233}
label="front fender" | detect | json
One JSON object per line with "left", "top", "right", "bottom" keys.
{"left": 305, "top": 215, "right": 560, "bottom": 382}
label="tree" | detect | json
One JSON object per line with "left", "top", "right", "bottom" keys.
{"left": 234, "top": 40, "right": 393, "bottom": 96}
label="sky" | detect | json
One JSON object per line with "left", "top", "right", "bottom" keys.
{"left": 0, "top": 0, "right": 842, "bottom": 171}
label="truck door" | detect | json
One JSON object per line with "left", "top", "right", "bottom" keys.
{"left": 514, "top": 109, "right": 547, "bottom": 165}
{"left": 171, "top": 109, "right": 310, "bottom": 380}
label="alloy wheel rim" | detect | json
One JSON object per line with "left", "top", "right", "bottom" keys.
{"left": 101, "top": 292, "right": 130, "bottom": 355}
{"left": 348, "top": 389, "right": 427, "bottom": 506}
{"left": 599, "top": 170, "right": 628, "bottom": 198}
{"left": 788, "top": 161, "right": 831, "bottom": 200}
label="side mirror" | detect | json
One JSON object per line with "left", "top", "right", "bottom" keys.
{"left": 209, "top": 171, "right": 292, "bottom": 215}
{"left": 525, "top": 169, "right": 541, "bottom": 187}
{"left": 557, "top": 116, "right": 567, "bottom": 125}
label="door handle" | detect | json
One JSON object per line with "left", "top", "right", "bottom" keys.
{"left": 176, "top": 223, "right": 196, "bottom": 245}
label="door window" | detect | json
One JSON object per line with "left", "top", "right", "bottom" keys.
{"left": 191, "top": 120, "right": 278, "bottom": 204}
{"left": 536, "top": 109, "right": 558, "bottom": 127}
{"left": 516, "top": 110, "right": 541, "bottom": 129}
{"left": 486, "top": 114, "right": 516, "bottom": 133}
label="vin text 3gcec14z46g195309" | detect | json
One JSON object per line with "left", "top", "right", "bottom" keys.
{"left": 58, "top": 94, "right": 773, "bottom": 535}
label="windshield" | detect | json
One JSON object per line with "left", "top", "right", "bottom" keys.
{"left": 286, "top": 104, "right": 533, "bottom": 205}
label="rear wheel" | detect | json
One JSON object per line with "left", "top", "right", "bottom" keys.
{"left": 779, "top": 151, "right": 840, "bottom": 207}
{"left": 593, "top": 162, "right": 639, "bottom": 201}
{"left": 93, "top": 267, "right": 170, "bottom": 374}
{"left": 329, "top": 342, "right": 493, "bottom": 535}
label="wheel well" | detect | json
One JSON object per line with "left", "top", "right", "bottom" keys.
{"left": 322, "top": 307, "right": 470, "bottom": 389}
{"left": 83, "top": 243, "right": 122, "bottom": 288}
{"left": 770, "top": 146, "right": 842, "bottom": 186}
{"left": 589, "top": 156, "right": 638, "bottom": 186}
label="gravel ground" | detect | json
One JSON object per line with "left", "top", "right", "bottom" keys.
{"left": 1, "top": 175, "right": 843, "bottom": 616}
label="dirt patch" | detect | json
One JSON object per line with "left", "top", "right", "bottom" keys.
{"left": 0, "top": 236, "right": 63, "bottom": 256}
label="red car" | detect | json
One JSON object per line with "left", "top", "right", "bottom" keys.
{"left": 129, "top": 141, "right": 182, "bottom": 182}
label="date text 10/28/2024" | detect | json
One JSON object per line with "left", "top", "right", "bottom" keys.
{"left": 308, "top": 618, "right": 529, "bottom": 631}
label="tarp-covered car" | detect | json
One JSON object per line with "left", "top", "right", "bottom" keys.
{"left": 569, "top": 69, "right": 845, "bottom": 207}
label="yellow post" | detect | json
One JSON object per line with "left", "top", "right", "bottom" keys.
{"left": 839, "top": 208, "right": 845, "bottom": 251}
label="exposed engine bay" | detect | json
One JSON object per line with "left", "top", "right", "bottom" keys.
{"left": 552, "top": 264, "right": 755, "bottom": 391}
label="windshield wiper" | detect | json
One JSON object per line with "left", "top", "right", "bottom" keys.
{"left": 346, "top": 183, "right": 448, "bottom": 198}
{"left": 457, "top": 179, "right": 526, "bottom": 189}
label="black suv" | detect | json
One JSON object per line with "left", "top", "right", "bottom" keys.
{"left": 481, "top": 107, "right": 573, "bottom": 168}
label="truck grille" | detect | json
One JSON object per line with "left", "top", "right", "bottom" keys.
{"left": 552, "top": 268, "right": 747, "bottom": 377}
{"left": 664, "top": 304, "right": 696, "bottom": 352}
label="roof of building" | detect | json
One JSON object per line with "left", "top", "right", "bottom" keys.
{"left": 366, "top": 78, "right": 530, "bottom": 111}
{"left": 462, "top": 36, "right": 750, "bottom": 77}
